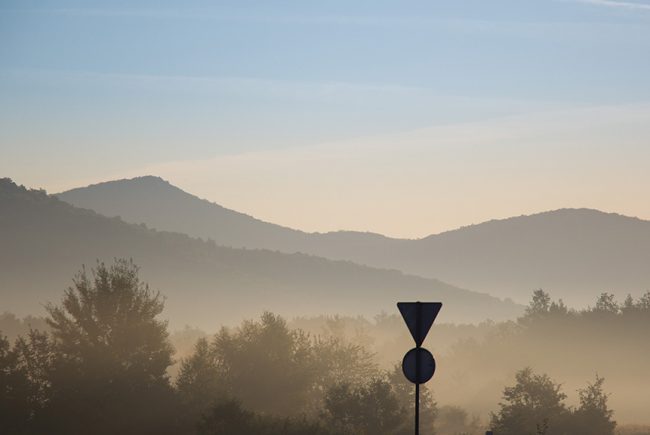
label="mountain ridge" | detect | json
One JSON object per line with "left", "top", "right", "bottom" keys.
{"left": 2, "top": 178, "right": 521, "bottom": 329}
{"left": 57, "top": 176, "right": 650, "bottom": 306}
{"left": 62, "top": 175, "right": 644, "bottom": 240}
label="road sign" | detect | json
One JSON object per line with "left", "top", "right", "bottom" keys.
{"left": 402, "top": 347, "right": 436, "bottom": 384}
{"left": 397, "top": 302, "right": 442, "bottom": 347}
{"left": 398, "top": 301, "right": 442, "bottom": 435}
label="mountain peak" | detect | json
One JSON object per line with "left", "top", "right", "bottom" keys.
{"left": 3, "top": 182, "right": 518, "bottom": 326}
{"left": 63, "top": 175, "right": 173, "bottom": 193}
{"left": 128, "top": 175, "right": 169, "bottom": 184}
{"left": 46, "top": 176, "right": 650, "bottom": 309}
{"left": 425, "top": 207, "right": 643, "bottom": 240}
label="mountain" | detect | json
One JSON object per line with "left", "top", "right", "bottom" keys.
{"left": 58, "top": 176, "right": 312, "bottom": 250}
{"left": 59, "top": 176, "right": 650, "bottom": 306}
{"left": 1, "top": 178, "right": 520, "bottom": 329}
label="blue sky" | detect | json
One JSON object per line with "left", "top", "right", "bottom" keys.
{"left": 2, "top": 1, "right": 650, "bottom": 235}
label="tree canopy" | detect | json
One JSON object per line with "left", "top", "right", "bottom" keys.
{"left": 176, "top": 311, "right": 377, "bottom": 419}
{"left": 6, "top": 259, "right": 179, "bottom": 434}
{"left": 490, "top": 368, "right": 615, "bottom": 435}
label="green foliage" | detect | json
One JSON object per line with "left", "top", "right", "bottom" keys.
{"left": 526, "top": 289, "right": 552, "bottom": 317}
{"left": 177, "top": 311, "right": 378, "bottom": 418}
{"left": 490, "top": 368, "right": 616, "bottom": 435}
{"left": 0, "top": 313, "right": 48, "bottom": 343}
{"left": 490, "top": 368, "right": 569, "bottom": 435}
{"left": 521, "top": 290, "right": 570, "bottom": 325}
{"left": 46, "top": 259, "right": 173, "bottom": 383}
{"left": 594, "top": 293, "right": 619, "bottom": 314}
{"left": 2, "top": 263, "right": 637, "bottom": 435}
{"left": 0, "top": 334, "right": 33, "bottom": 434}
{"left": 521, "top": 290, "right": 650, "bottom": 323}
{"left": 570, "top": 376, "right": 616, "bottom": 435}
{"left": 387, "top": 363, "right": 437, "bottom": 431}
{"left": 12, "top": 330, "right": 54, "bottom": 410}
{"left": 40, "top": 259, "right": 178, "bottom": 434}
{"left": 176, "top": 337, "right": 224, "bottom": 423}
{"left": 322, "top": 377, "right": 411, "bottom": 435}
{"left": 0, "top": 328, "right": 58, "bottom": 434}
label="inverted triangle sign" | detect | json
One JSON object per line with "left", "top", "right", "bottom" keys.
{"left": 397, "top": 302, "right": 442, "bottom": 347}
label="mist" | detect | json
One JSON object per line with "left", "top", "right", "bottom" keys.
{"left": 2, "top": 179, "right": 650, "bottom": 434}
{"left": 3, "top": 1, "right": 650, "bottom": 434}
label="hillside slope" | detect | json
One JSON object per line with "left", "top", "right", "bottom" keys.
{"left": 59, "top": 177, "right": 650, "bottom": 306}
{"left": 1, "top": 179, "right": 520, "bottom": 329}
{"left": 59, "top": 176, "right": 313, "bottom": 250}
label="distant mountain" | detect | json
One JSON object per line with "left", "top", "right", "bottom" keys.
{"left": 59, "top": 177, "right": 650, "bottom": 306}
{"left": 1, "top": 178, "right": 520, "bottom": 329}
{"left": 58, "top": 176, "right": 313, "bottom": 250}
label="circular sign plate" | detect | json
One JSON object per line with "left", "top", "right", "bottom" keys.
{"left": 402, "top": 347, "right": 436, "bottom": 384}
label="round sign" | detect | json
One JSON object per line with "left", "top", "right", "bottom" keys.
{"left": 402, "top": 347, "right": 436, "bottom": 384}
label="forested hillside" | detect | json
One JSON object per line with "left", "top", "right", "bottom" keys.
{"left": 1, "top": 178, "right": 520, "bottom": 329}
{"left": 60, "top": 177, "right": 650, "bottom": 306}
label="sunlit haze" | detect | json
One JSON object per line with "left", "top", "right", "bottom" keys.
{"left": 3, "top": 2, "right": 650, "bottom": 433}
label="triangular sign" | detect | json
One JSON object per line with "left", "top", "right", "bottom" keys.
{"left": 397, "top": 302, "right": 442, "bottom": 347}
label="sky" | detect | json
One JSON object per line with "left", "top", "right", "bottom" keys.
{"left": 1, "top": 0, "right": 650, "bottom": 237}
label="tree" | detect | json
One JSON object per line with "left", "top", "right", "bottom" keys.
{"left": 636, "top": 291, "right": 650, "bottom": 311}
{"left": 0, "top": 327, "right": 58, "bottom": 434}
{"left": 0, "top": 334, "right": 32, "bottom": 433}
{"left": 311, "top": 335, "right": 377, "bottom": 401}
{"left": 177, "top": 312, "right": 378, "bottom": 418}
{"left": 176, "top": 337, "right": 224, "bottom": 423}
{"left": 42, "top": 259, "right": 178, "bottom": 434}
{"left": 200, "top": 312, "right": 317, "bottom": 415}
{"left": 491, "top": 369, "right": 617, "bottom": 435}
{"left": 594, "top": 293, "right": 619, "bottom": 314}
{"left": 569, "top": 376, "right": 616, "bottom": 435}
{"left": 387, "top": 363, "right": 437, "bottom": 432}
{"left": 490, "top": 368, "right": 569, "bottom": 435}
{"left": 322, "top": 377, "right": 410, "bottom": 435}
{"left": 621, "top": 294, "right": 636, "bottom": 315}
{"left": 525, "top": 290, "right": 552, "bottom": 317}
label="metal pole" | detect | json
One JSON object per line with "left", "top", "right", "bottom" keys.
{"left": 415, "top": 382, "right": 420, "bottom": 435}
{"left": 415, "top": 302, "right": 421, "bottom": 435}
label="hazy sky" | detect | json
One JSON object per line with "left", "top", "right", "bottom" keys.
{"left": 2, "top": 1, "right": 650, "bottom": 237}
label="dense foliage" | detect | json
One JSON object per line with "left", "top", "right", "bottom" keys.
{"left": 176, "top": 311, "right": 377, "bottom": 418}
{"left": 0, "top": 260, "right": 432, "bottom": 434}
{"left": 1, "top": 260, "right": 179, "bottom": 434}
{"left": 0, "top": 261, "right": 636, "bottom": 435}
{"left": 490, "top": 368, "right": 615, "bottom": 435}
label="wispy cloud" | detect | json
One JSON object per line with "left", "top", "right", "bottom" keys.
{"left": 0, "top": 68, "right": 428, "bottom": 103}
{"left": 573, "top": 0, "right": 650, "bottom": 10}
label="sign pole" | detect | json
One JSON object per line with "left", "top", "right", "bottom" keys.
{"left": 415, "top": 382, "right": 420, "bottom": 435}
{"left": 397, "top": 301, "right": 442, "bottom": 435}
{"left": 415, "top": 302, "right": 421, "bottom": 435}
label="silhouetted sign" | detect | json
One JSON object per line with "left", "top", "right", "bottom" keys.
{"left": 402, "top": 347, "right": 436, "bottom": 384}
{"left": 397, "top": 301, "right": 442, "bottom": 435}
{"left": 397, "top": 302, "right": 442, "bottom": 347}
